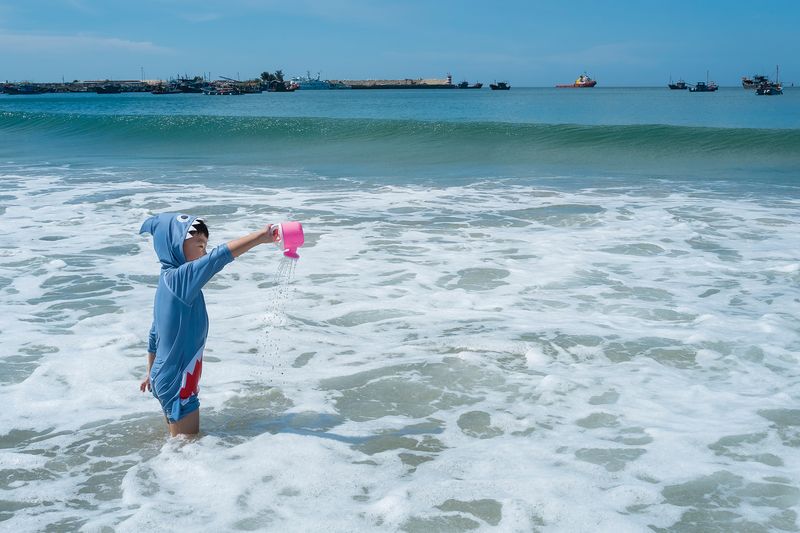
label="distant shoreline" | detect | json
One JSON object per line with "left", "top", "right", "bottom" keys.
{"left": 1, "top": 84, "right": 796, "bottom": 93}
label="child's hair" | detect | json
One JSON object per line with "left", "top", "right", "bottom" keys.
{"left": 189, "top": 218, "right": 209, "bottom": 238}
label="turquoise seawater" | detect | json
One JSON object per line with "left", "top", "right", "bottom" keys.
{"left": 1, "top": 88, "right": 799, "bottom": 184}
{"left": 1, "top": 89, "right": 799, "bottom": 531}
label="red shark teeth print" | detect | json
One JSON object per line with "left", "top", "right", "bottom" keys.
{"left": 179, "top": 357, "right": 202, "bottom": 400}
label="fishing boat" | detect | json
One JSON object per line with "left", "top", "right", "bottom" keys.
{"left": 668, "top": 77, "right": 687, "bottom": 90}
{"left": 216, "top": 76, "right": 260, "bottom": 94}
{"left": 151, "top": 84, "right": 182, "bottom": 95}
{"left": 175, "top": 78, "right": 206, "bottom": 93}
{"left": 202, "top": 83, "right": 241, "bottom": 95}
{"left": 689, "top": 82, "right": 718, "bottom": 92}
{"left": 756, "top": 83, "right": 783, "bottom": 96}
{"left": 755, "top": 66, "right": 783, "bottom": 96}
{"left": 457, "top": 81, "right": 483, "bottom": 89}
{"left": 742, "top": 74, "right": 768, "bottom": 89}
{"left": 489, "top": 81, "right": 510, "bottom": 90}
{"left": 556, "top": 73, "right": 596, "bottom": 88}
{"left": 688, "top": 72, "right": 718, "bottom": 92}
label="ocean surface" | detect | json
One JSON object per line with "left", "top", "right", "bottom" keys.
{"left": 1, "top": 88, "right": 799, "bottom": 531}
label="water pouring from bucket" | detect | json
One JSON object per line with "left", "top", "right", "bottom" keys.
{"left": 257, "top": 221, "right": 304, "bottom": 381}
{"left": 271, "top": 221, "right": 304, "bottom": 259}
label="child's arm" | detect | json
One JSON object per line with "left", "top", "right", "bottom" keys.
{"left": 140, "top": 320, "right": 158, "bottom": 392}
{"left": 226, "top": 224, "right": 276, "bottom": 258}
{"left": 169, "top": 225, "right": 277, "bottom": 303}
{"left": 140, "top": 352, "right": 155, "bottom": 392}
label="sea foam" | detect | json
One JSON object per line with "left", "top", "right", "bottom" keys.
{"left": 0, "top": 166, "right": 798, "bottom": 531}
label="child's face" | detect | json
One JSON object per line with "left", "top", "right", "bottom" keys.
{"left": 183, "top": 233, "right": 208, "bottom": 262}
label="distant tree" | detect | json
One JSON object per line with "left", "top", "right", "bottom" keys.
{"left": 260, "top": 71, "right": 274, "bottom": 82}
{"left": 275, "top": 70, "right": 284, "bottom": 82}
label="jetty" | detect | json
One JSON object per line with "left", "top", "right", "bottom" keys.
{"left": 1, "top": 72, "right": 488, "bottom": 94}
{"left": 1, "top": 79, "right": 160, "bottom": 94}
{"left": 329, "top": 75, "right": 455, "bottom": 89}
{"left": 0, "top": 78, "right": 275, "bottom": 95}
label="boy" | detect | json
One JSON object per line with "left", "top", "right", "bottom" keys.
{"left": 139, "top": 213, "right": 276, "bottom": 437}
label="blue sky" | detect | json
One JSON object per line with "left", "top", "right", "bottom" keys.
{"left": 1, "top": 0, "right": 797, "bottom": 86}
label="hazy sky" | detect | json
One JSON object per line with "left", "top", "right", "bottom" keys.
{"left": 1, "top": 0, "right": 797, "bottom": 86}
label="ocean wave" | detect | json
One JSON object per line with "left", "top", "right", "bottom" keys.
{"left": 2, "top": 111, "right": 799, "bottom": 177}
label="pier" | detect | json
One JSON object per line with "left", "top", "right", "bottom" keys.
{"left": 330, "top": 75, "right": 454, "bottom": 89}
{"left": 1, "top": 73, "right": 466, "bottom": 94}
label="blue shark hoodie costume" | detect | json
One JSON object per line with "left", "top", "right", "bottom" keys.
{"left": 140, "top": 213, "right": 234, "bottom": 422}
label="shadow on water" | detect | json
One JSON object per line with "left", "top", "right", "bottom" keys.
{"left": 199, "top": 383, "right": 445, "bottom": 448}
{"left": 205, "top": 409, "right": 443, "bottom": 447}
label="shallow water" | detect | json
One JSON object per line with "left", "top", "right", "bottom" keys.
{"left": 1, "top": 91, "right": 799, "bottom": 531}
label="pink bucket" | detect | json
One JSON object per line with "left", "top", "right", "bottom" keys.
{"left": 273, "top": 221, "right": 304, "bottom": 259}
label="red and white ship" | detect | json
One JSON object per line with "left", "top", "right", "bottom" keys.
{"left": 556, "top": 73, "right": 597, "bottom": 88}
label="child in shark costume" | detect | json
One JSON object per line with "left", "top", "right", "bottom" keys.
{"left": 139, "top": 213, "right": 276, "bottom": 436}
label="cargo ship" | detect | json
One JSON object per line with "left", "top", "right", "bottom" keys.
{"left": 556, "top": 73, "right": 597, "bottom": 88}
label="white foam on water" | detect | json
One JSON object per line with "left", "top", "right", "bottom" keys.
{"left": 0, "top": 167, "right": 799, "bottom": 531}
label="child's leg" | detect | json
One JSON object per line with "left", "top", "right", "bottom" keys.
{"left": 168, "top": 409, "right": 200, "bottom": 437}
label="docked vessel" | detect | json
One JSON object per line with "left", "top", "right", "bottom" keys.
{"left": 556, "top": 73, "right": 596, "bottom": 88}
{"left": 151, "top": 85, "right": 182, "bottom": 95}
{"left": 3, "top": 84, "right": 48, "bottom": 95}
{"left": 489, "top": 81, "right": 510, "bottom": 90}
{"left": 202, "top": 85, "right": 241, "bottom": 95}
{"left": 291, "top": 73, "right": 330, "bottom": 90}
{"left": 175, "top": 77, "right": 206, "bottom": 93}
{"left": 290, "top": 72, "right": 349, "bottom": 90}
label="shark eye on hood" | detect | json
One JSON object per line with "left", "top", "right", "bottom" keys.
{"left": 176, "top": 214, "right": 190, "bottom": 222}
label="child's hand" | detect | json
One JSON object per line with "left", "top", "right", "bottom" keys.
{"left": 263, "top": 224, "right": 278, "bottom": 244}
{"left": 140, "top": 376, "right": 151, "bottom": 392}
